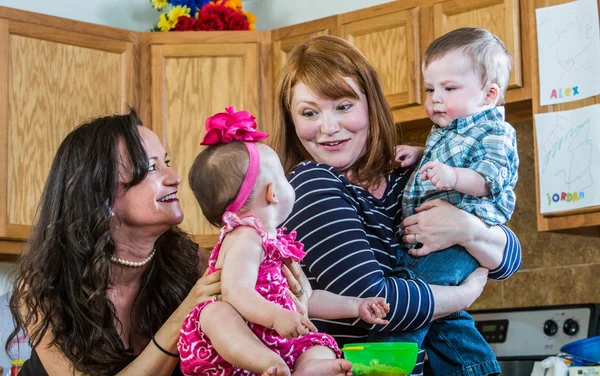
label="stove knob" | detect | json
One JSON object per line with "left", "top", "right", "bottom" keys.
{"left": 563, "top": 319, "right": 579, "bottom": 336}
{"left": 544, "top": 319, "right": 558, "bottom": 336}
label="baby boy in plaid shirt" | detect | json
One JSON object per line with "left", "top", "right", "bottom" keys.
{"left": 374, "top": 28, "right": 519, "bottom": 376}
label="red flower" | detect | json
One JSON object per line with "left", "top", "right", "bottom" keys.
{"left": 202, "top": 4, "right": 230, "bottom": 19}
{"left": 174, "top": 16, "right": 197, "bottom": 31}
{"left": 196, "top": 3, "right": 248, "bottom": 31}
{"left": 225, "top": 9, "right": 249, "bottom": 30}
{"left": 196, "top": 12, "right": 225, "bottom": 30}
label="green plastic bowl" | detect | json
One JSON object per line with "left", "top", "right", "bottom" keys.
{"left": 341, "top": 342, "right": 418, "bottom": 376}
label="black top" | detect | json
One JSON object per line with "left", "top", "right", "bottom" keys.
{"left": 19, "top": 349, "right": 185, "bottom": 376}
{"left": 16, "top": 350, "right": 46, "bottom": 376}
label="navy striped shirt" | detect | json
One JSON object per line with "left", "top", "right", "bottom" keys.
{"left": 283, "top": 162, "right": 522, "bottom": 375}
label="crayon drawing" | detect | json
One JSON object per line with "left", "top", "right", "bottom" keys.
{"left": 536, "top": 0, "right": 600, "bottom": 105}
{"left": 535, "top": 104, "right": 600, "bottom": 214}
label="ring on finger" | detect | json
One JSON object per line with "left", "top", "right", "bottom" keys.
{"left": 211, "top": 294, "right": 219, "bottom": 302}
{"left": 295, "top": 287, "right": 305, "bottom": 297}
{"left": 413, "top": 233, "right": 419, "bottom": 243}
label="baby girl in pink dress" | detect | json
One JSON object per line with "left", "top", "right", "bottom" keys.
{"left": 178, "top": 107, "right": 390, "bottom": 376}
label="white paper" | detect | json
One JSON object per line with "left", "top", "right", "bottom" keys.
{"left": 536, "top": 0, "right": 600, "bottom": 106}
{"left": 535, "top": 104, "right": 600, "bottom": 214}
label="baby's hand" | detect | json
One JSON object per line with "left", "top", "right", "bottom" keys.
{"left": 419, "top": 161, "right": 457, "bottom": 190}
{"left": 357, "top": 297, "right": 390, "bottom": 325}
{"left": 395, "top": 145, "right": 424, "bottom": 168}
{"left": 272, "top": 308, "right": 318, "bottom": 339}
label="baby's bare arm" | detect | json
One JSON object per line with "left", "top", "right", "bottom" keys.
{"left": 308, "top": 291, "right": 389, "bottom": 325}
{"left": 420, "top": 161, "right": 490, "bottom": 197}
{"left": 220, "top": 228, "right": 316, "bottom": 338}
{"left": 308, "top": 290, "right": 361, "bottom": 319}
{"left": 453, "top": 167, "right": 490, "bottom": 197}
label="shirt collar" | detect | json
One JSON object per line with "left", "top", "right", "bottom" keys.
{"left": 434, "top": 107, "right": 505, "bottom": 133}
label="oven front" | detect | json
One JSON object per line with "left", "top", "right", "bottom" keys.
{"left": 424, "top": 304, "right": 599, "bottom": 375}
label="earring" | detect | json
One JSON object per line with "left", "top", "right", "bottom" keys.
{"left": 107, "top": 205, "right": 120, "bottom": 230}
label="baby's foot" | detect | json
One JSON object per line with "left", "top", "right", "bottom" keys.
{"left": 293, "top": 359, "right": 353, "bottom": 376}
{"left": 262, "top": 363, "right": 291, "bottom": 376}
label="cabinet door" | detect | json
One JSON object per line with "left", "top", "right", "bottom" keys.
{"left": 272, "top": 17, "right": 338, "bottom": 102}
{"left": 432, "top": 0, "right": 522, "bottom": 92}
{"left": 150, "top": 43, "right": 259, "bottom": 248}
{"left": 0, "top": 20, "right": 134, "bottom": 240}
{"left": 340, "top": 5, "right": 421, "bottom": 118}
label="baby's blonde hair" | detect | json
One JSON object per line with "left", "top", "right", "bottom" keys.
{"left": 423, "top": 27, "right": 512, "bottom": 104}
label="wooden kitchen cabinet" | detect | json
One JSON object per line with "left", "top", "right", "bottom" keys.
{"left": 340, "top": 3, "right": 422, "bottom": 122}
{"left": 431, "top": 0, "right": 522, "bottom": 90}
{"left": 529, "top": 0, "right": 600, "bottom": 232}
{"left": 142, "top": 32, "right": 267, "bottom": 248}
{"left": 0, "top": 12, "right": 136, "bottom": 242}
{"left": 429, "top": 0, "right": 534, "bottom": 104}
{"left": 270, "top": 0, "right": 531, "bottom": 124}
{"left": 272, "top": 17, "right": 338, "bottom": 101}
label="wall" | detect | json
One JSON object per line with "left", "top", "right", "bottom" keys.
{"left": 0, "top": 0, "right": 395, "bottom": 31}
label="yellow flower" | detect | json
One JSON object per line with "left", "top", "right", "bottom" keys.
{"left": 242, "top": 11, "right": 256, "bottom": 30}
{"left": 225, "top": 0, "right": 243, "bottom": 12}
{"left": 243, "top": 10, "right": 256, "bottom": 23}
{"left": 157, "top": 14, "right": 173, "bottom": 31}
{"left": 168, "top": 5, "right": 191, "bottom": 20}
{"left": 151, "top": 0, "right": 169, "bottom": 10}
{"left": 166, "top": 5, "right": 191, "bottom": 28}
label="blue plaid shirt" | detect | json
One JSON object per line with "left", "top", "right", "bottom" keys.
{"left": 402, "top": 107, "right": 519, "bottom": 225}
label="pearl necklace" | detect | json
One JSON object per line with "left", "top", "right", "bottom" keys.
{"left": 111, "top": 248, "right": 156, "bottom": 267}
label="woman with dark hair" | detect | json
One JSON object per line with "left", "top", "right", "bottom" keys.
{"left": 6, "top": 110, "right": 308, "bottom": 376}
{"left": 274, "top": 35, "right": 521, "bottom": 376}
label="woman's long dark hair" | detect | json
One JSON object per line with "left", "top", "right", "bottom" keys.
{"left": 6, "top": 110, "right": 199, "bottom": 375}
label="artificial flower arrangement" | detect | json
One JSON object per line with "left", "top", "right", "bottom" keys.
{"left": 150, "top": 0, "right": 256, "bottom": 31}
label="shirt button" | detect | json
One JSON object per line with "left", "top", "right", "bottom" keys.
{"left": 501, "top": 168, "right": 508, "bottom": 178}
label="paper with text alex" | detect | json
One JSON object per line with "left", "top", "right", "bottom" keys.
{"left": 535, "top": 0, "right": 600, "bottom": 106}
{"left": 535, "top": 104, "right": 600, "bottom": 214}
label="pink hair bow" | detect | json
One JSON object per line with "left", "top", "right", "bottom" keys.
{"left": 201, "top": 106, "right": 268, "bottom": 145}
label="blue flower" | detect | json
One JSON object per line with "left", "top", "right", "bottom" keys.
{"left": 170, "top": 0, "right": 210, "bottom": 17}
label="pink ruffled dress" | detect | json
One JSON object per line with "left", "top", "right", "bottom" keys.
{"left": 178, "top": 212, "right": 340, "bottom": 376}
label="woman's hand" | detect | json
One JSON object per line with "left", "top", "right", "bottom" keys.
{"left": 401, "top": 199, "right": 473, "bottom": 257}
{"left": 401, "top": 199, "right": 506, "bottom": 269}
{"left": 147, "top": 268, "right": 222, "bottom": 365}
{"left": 176, "top": 269, "right": 222, "bottom": 322}
{"left": 282, "top": 259, "right": 311, "bottom": 317}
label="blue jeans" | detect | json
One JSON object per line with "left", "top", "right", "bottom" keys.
{"left": 369, "top": 245, "right": 500, "bottom": 376}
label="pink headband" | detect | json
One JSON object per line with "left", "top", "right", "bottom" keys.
{"left": 200, "top": 106, "right": 269, "bottom": 214}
